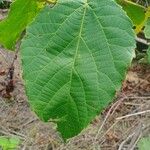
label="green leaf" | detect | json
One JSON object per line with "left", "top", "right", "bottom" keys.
{"left": 116, "top": 0, "right": 145, "bottom": 25}
{"left": 138, "top": 137, "right": 150, "bottom": 150}
{"left": 0, "top": 0, "right": 41, "bottom": 50}
{"left": 116, "top": 0, "right": 146, "bottom": 33}
{"left": 144, "top": 18, "right": 150, "bottom": 39}
{"left": 21, "top": 0, "right": 135, "bottom": 139}
{"left": 0, "top": 136, "right": 20, "bottom": 150}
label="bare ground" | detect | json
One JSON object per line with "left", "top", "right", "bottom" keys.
{"left": 0, "top": 10, "right": 150, "bottom": 150}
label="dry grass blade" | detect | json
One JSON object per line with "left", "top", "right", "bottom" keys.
{"left": 116, "top": 110, "right": 150, "bottom": 120}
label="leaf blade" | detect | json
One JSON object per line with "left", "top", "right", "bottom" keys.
{"left": 0, "top": 0, "right": 41, "bottom": 50}
{"left": 138, "top": 137, "right": 150, "bottom": 150}
{"left": 0, "top": 136, "right": 20, "bottom": 150}
{"left": 21, "top": 0, "right": 136, "bottom": 139}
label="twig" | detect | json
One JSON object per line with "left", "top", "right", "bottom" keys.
{"left": 128, "top": 96, "right": 150, "bottom": 99}
{"left": 94, "top": 101, "right": 119, "bottom": 141}
{"left": 9, "top": 130, "right": 26, "bottom": 140}
{"left": 0, "top": 50, "right": 9, "bottom": 66}
{"left": 0, "top": 125, "right": 26, "bottom": 140}
{"left": 99, "top": 121, "right": 119, "bottom": 144}
{"left": 145, "top": 0, "right": 149, "bottom": 7}
{"left": 93, "top": 95, "right": 128, "bottom": 145}
{"left": 124, "top": 102, "right": 142, "bottom": 106}
{"left": 116, "top": 110, "right": 150, "bottom": 120}
{"left": 21, "top": 118, "right": 38, "bottom": 128}
{"left": 92, "top": 96, "right": 127, "bottom": 149}
{"left": 4, "top": 43, "right": 20, "bottom": 98}
{"left": 136, "top": 37, "right": 150, "bottom": 46}
{"left": 118, "top": 132, "right": 135, "bottom": 150}
{"left": 127, "top": 123, "right": 142, "bottom": 150}
{"left": 118, "top": 123, "right": 143, "bottom": 150}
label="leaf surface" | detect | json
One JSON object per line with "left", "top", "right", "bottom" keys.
{"left": 116, "top": 0, "right": 146, "bottom": 33}
{"left": 137, "top": 137, "right": 150, "bottom": 150}
{"left": 0, "top": 136, "right": 20, "bottom": 150}
{"left": 116, "top": 0, "right": 145, "bottom": 25}
{"left": 0, "top": 0, "right": 41, "bottom": 50}
{"left": 21, "top": 0, "right": 135, "bottom": 139}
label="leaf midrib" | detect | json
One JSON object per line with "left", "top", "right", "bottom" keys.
{"left": 69, "top": 1, "right": 88, "bottom": 124}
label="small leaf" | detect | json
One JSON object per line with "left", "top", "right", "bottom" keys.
{"left": 116, "top": 0, "right": 147, "bottom": 33}
{"left": 0, "top": 0, "right": 42, "bottom": 50}
{"left": 0, "top": 136, "right": 20, "bottom": 150}
{"left": 21, "top": 0, "right": 135, "bottom": 139}
{"left": 116, "top": 0, "right": 145, "bottom": 24}
{"left": 137, "top": 137, "right": 150, "bottom": 150}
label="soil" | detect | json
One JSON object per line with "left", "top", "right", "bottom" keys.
{"left": 0, "top": 9, "right": 150, "bottom": 150}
